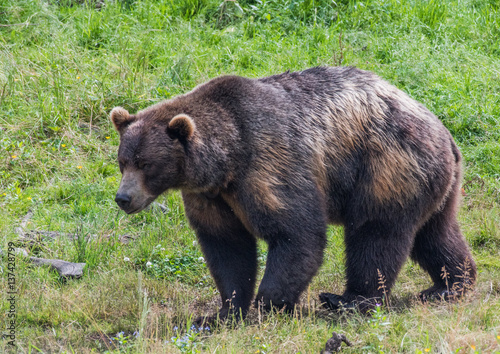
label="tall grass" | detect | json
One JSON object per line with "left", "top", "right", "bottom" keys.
{"left": 0, "top": 0, "right": 499, "bottom": 352}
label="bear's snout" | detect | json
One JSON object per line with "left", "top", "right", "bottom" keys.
{"left": 115, "top": 193, "right": 132, "bottom": 210}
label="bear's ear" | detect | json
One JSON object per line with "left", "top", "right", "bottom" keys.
{"left": 110, "top": 107, "right": 135, "bottom": 133}
{"left": 167, "top": 114, "right": 196, "bottom": 143}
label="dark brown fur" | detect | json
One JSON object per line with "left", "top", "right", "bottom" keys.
{"left": 111, "top": 66, "right": 476, "bottom": 320}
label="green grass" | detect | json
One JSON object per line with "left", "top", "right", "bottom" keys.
{"left": 1, "top": 0, "right": 499, "bottom": 352}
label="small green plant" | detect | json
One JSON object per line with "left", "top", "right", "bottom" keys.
{"left": 73, "top": 229, "right": 89, "bottom": 264}
{"left": 170, "top": 325, "right": 208, "bottom": 353}
{"left": 369, "top": 304, "right": 391, "bottom": 331}
{"left": 110, "top": 331, "right": 139, "bottom": 347}
{"left": 71, "top": 229, "right": 118, "bottom": 269}
{"left": 363, "top": 304, "right": 392, "bottom": 353}
{"left": 251, "top": 335, "right": 270, "bottom": 354}
{"left": 143, "top": 244, "right": 207, "bottom": 283}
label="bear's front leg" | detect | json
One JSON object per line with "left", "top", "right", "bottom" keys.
{"left": 230, "top": 180, "right": 328, "bottom": 312}
{"left": 182, "top": 192, "right": 258, "bottom": 325}
{"left": 255, "top": 234, "right": 326, "bottom": 311}
{"left": 252, "top": 211, "right": 327, "bottom": 312}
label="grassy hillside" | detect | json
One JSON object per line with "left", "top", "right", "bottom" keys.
{"left": 0, "top": 0, "right": 499, "bottom": 352}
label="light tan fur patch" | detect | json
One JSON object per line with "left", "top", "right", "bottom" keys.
{"left": 118, "top": 167, "right": 156, "bottom": 212}
{"left": 110, "top": 106, "right": 132, "bottom": 132}
{"left": 246, "top": 134, "right": 292, "bottom": 212}
{"left": 305, "top": 78, "right": 429, "bottom": 204}
{"left": 368, "top": 146, "right": 421, "bottom": 204}
{"left": 311, "top": 150, "right": 329, "bottom": 194}
{"left": 247, "top": 173, "right": 285, "bottom": 211}
{"left": 219, "top": 192, "right": 256, "bottom": 235}
{"left": 367, "top": 83, "right": 433, "bottom": 203}
{"left": 184, "top": 194, "right": 229, "bottom": 233}
{"left": 169, "top": 114, "right": 196, "bottom": 140}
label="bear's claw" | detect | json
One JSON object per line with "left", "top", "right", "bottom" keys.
{"left": 419, "top": 287, "right": 464, "bottom": 302}
{"left": 319, "top": 293, "right": 356, "bottom": 312}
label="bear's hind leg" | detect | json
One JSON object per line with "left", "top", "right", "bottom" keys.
{"left": 321, "top": 220, "right": 417, "bottom": 313}
{"left": 411, "top": 187, "right": 476, "bottom": 301}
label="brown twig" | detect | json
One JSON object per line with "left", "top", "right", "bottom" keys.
{"left": 332, "top": 32, "right": 344, "bottom": 66}
{"left": 0, "top": 82, "right": 7, "bottom": 107}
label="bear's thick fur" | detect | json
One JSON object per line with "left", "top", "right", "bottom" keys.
{"left": 110, "top": 66, "right": 476, "bottom": 320}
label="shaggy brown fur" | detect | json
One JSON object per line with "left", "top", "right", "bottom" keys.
{"left": 111, "top": 66, "right": 476, "bottom": 321}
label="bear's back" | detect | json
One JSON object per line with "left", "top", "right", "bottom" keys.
{"left": 248, "top": 67, "right": 453, "bottom": 205}
{"left": 152, "top": 67, "right": 458, "bottom": 220}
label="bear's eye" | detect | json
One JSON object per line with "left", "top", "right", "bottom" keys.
{"left": 137, "top": 161, "right": 150, "bottom": 170}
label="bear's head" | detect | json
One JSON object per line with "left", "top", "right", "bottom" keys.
{"left": 110, "top": 106, "right": 195, "bottom": 214}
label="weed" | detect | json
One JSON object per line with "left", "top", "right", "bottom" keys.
{"left": 377, "top": 268, "right": 389, "bottom": 308}
{"left": 363, "top": 303, "right": 392, "bottom": 352}
{"left": 110, "top": 330, "right": 139, "bottom": 347}
{"left": 454, "top": 257, "right": 475, "bottom": 296}
{"left": 142, "top": 244, "right": 207, "bottom": 284}
{"left": 442, "top": 265, "right": 450, "bottom": 295}
{"left": 170, "top": 324, "right": 210, "bottom": 353}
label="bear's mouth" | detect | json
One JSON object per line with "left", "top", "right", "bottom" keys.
{"left": 120, "top": 196, "right": 157, "bottom": 214}
{"left": 124, "top": 207, "right": 142, "bottom": 214}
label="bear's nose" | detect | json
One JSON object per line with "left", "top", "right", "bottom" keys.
{"left": 115, "top": 193, "right": 131, "bottom": 210}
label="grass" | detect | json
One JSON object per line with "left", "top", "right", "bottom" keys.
{"left": 0, "top": 0, "right": 499, "bottom": 352}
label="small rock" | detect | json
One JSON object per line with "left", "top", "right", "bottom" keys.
{"left": 30, "top": 257, "right": 86, "bottom": 279}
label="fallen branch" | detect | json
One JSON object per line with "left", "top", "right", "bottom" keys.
{"left": 13, "top": 210, "right": 86, "bottom": 279}
{"left": 30, "top": 257, "right": 86, "bottom": 278}
{"left": 14, "top": 248, "right": 86, "bottom": 278}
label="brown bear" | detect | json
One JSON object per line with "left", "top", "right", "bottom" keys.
{"left": 110, "top": 66, "right": 476, "bottom": 321}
